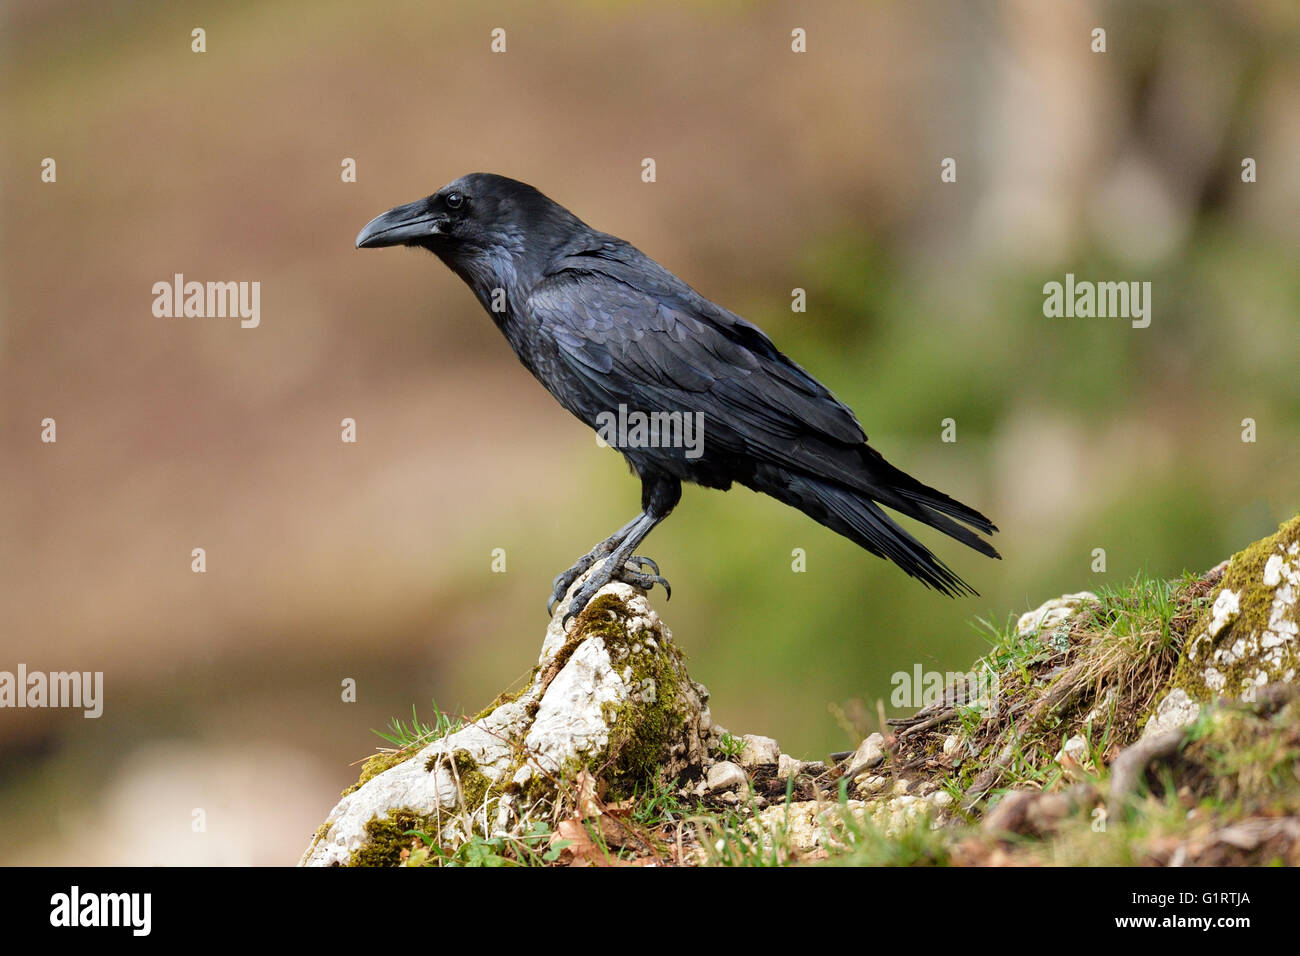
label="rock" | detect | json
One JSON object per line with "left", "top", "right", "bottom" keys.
{"left": 300, "top": 568, "right": 712, "bottom": 867}
{"left": 848, "top": 733, "right": 886, "bottom": 779}
{"left": 1178, "top": 517, "right": 1300, "bottom": 702}
{"left": 1058, "top": 734, "right": 1088, "bottom": 766}
{"left": 296, "top": 514, "right": 1300, "bottom": 868}
{"left": 857, "top": 775, "right": 887, "bottom": 794}
{"left": 1142, "top": 688, "right": 1201, "bottom": 739}
{"left": 878, "top": 795, "right": 931, "bottom": 830}
{"left": 738, "top": 734, "right": 781, "bottom": 768}
{"left": 752, "top": 800, "right": 858, "bottom": 852}
{"left": 706, "top": 761, "right": 747, "bottom": 793}
{"left": 1016, "top": 592, "right": 1098, "bottom": 636}
{"left": 1206, "top": 588, "right": 1240, "bottom": 639}
{"left": 777, "top": 753, "right": 804, "bottom": 779}
{"left": 1143, "top": 520, "right": 1300, "bottom": 741}
{"left": 751, "top": 794, "right": 935, "bottom": 853}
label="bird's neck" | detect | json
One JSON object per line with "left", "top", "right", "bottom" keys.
{"left": 440, "top": 245, "right": 516, "bottom": 305}
{"left": 438, "top": 245, "right": 539, "bottom": 358}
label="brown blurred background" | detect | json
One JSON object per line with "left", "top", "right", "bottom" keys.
{"left": 2, "top": 0, "right": 1297, "bottom": 864}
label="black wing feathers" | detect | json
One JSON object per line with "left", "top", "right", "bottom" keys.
{"left": 529, "top": 242, "right": 999, "bottom": 594}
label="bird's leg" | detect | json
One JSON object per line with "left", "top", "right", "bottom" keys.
{"left": 547, "top": 515, "right": 641, "bottom": 615}
{"left": 559, "top": 516, "right": 666, "bottom": 625}
{"left": 559, "top": 476, "right": 681, "bottom": 624}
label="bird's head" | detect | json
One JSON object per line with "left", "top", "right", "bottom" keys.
{"left": 356, "top": 173, "right": 579, "bottom": 271}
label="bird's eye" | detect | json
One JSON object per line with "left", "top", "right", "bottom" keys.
{"left": 445, "top": 192, "right": 464, "bottom": 210}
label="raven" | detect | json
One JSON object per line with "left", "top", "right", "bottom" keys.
{"left": 357, "top": 173, "right": 999, "bottom": 621}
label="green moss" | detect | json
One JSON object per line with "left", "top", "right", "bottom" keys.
{"left": 603, "top": 649, "right": 684, "bottom": 795}
{"left": 422, "top": 750, "right": 494, "bottom": 810}
{"left": 453, "top": 752, "right": 492, "bottom": 808}
{"left": 513, "top": 765, "right": 553, "bottom": 806}
{"left": 305, "top": 820, "right": 333, "bottom": 858}
{"left": 347, "top": 753, "right": 502, "bottom": 866}
{"left": 576, "top": 594, "right": 691, "bottom": 799}
{"left": 1189, "top": 700, "right": 1300, "bottom": 807}
{"left": 572, "top": 592, "right": 633, "bottom": 640}
{"left": 1172, "top": 515, "right": 1300, "bottom": 702}
{"left": 347, "top": 809, "right": 438, "bottom": 867}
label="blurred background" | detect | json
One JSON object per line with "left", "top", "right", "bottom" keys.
{"left": 2, "top": 0, "right": 1297, "bottom": 864}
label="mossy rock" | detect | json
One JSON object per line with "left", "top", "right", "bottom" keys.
{"left": 1163, "top": 515, "right": 1300, "bottom": 721}
{"left": 300, "top": 573, "right": 715, "bottom": 867}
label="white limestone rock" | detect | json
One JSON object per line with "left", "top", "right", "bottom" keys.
{"left": 300, "top": 570, "right": 711, "bottom": 867}
{"left": 1016, "top": 592, "right": 1099, "bottom": 637}
{"left": 737, "top": 734, "right": 781, "bottom": 768}
{"left": 706, "top": 761, "right": 748, "bottom": 792}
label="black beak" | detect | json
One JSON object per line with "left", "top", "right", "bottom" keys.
{"left": 356, "top": 198, "right": 445, "bottom": 249}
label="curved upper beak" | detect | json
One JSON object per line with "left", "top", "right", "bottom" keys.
{"left": 356, "top": 198, "right": 445, "bottom": 249}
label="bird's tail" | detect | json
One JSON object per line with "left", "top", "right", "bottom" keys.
{"left": 751, "top": 461, "right": 999, "bottom": 597}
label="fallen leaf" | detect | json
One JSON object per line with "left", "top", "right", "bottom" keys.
{"left": 573, "top": 771, "right": 602, "bottom": 819}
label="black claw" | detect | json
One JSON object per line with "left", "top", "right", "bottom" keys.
{"left": 626, "top": 554, "right": 660, "bottom": 575}
{"left": 548, "top": 564, "right": 589, "bottom": 618}
{"left": 608, "top": 564, "right": 671, "bottom": 601}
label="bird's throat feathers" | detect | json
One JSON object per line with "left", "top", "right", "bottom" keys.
{"left": 437, "top": 231, "right": 528, "bottom": 325}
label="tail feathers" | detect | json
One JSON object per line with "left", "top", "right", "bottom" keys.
{"left": 875, "top": 484, "right": 1001, "bottom": 560}
{"left": 862, "top": 450, "right": 999, "bottom": 537}
{"left": 759, "top": 463, "right": 998, "bottom": 598}
{"left": 771, "top": 471, "right": 989, "bottom": 597}
{"left": 896, "top": 485, "right": 998, "bottom": 535}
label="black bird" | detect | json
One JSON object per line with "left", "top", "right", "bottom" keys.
{"left": 357, "top": 173, "right": 999, "bottom": 621}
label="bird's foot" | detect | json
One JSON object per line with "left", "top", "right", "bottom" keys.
{"left": 560, "top": 556, "right": 671, "bottom": 627}
{"left": 547, "top": 539, "right": 622, "bottom": 616}
{"left": 617, "top": 555, "right": 671, "bottom": 599}
{"left": 548, "top": 567, "right": 585, "bottom": 617}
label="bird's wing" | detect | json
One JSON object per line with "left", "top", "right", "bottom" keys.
{"left": 527, "top": 266, "right": 868, "bottom": 469}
